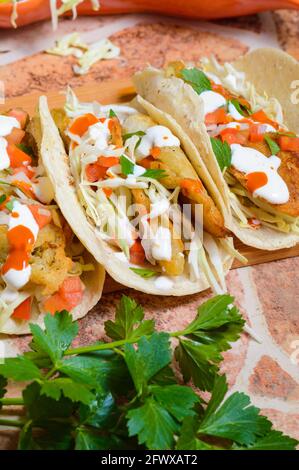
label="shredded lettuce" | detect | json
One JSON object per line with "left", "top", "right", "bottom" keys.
{"left": 46, "top": 32, "right": 87, "bottom": 57}
{"left": 72, "top": 39, "right": 120, "bottom": 75}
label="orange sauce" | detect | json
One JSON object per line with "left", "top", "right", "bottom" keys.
{"left": 246, "top": 172, "right": 268, "bottom": 193}
{"left": 1, "top": 225, "right": 34, "bottom": 275}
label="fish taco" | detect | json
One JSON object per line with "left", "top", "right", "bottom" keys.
{"left": 134, "top": 48, "right": 299, "bottom": 250}
{"left": 38, "top": 89, "right": 240, "bottom": 296}
{"left": 0, "top": 107, "right": 104, "bottom": 335}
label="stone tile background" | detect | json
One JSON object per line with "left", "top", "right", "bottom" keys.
{"left": 0, "top": 10, "right": 299, "bottom": 448}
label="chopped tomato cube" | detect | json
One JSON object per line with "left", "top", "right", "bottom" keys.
{"left": 103, "top": 188, "right": 113, "bottom": 197}
{"left": 129, "top": 239, "right": 146, "bottom": 265}
{"left": 138, "top": 157, "right": 154, "bottom": 169}
{"left": 150, "top": 146, "right": 161, "bottom": 158}
{"left": 86, "top": 163, "right": 107, "bottom": 182}
{"left": 249, "top": 124, "right": 265, "bottom": 143}
{"left": 28, "top": 205, "right": 52, "bottom": 228}
{"left": 69, "top": 113, "right": 99, "bottom": 137}
{"left": 97, "top": 156, "right": 119, "bottom": 168}
{"left": 43, "top": 293, "right": 69, "bottom": 315}
{"left": 6, "top": 108, "right": 28, "bottom": 129}
{"left": 7, "top": 144, "right": 32, "bottom": 168}
{"left": 278, "top": 135, "right": 299, "bottom": 152}
{"left": 12, "top": 165, "right": 35, "bottom": 179}
{"left": 220, "top": 128, "right": 247, "bottom": 145}
{"left": 12, "top": 297, "right": 31, "bottom": 320}
{"left": 5, "top": 128, "right": 25, "bottom": 145}
{"left": 59, "top": 276, "right": 84, "bottom": 309}
{"left": 205, "top": 108, "right": 231, "bottom": 125}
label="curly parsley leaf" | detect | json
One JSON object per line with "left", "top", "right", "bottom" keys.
{"left": 210, "top": 137, "right": 232, "bottom": 171}
{"left": 181, "top": 68, "right": 211, "bottom": 95}
{"left": 264, "top": 135, "right": 280, "bottom": 155}
{"left": 127, "top": 396, "right": 179, "bottom": 450}
{"left": 105, "top": 295, "right": 155, "bottom": 341}
{"left": 29, "top": 311, "right": 78, "bottom": 364}
{"left": 0, "top": 356, "right": 42, "bottom": 382}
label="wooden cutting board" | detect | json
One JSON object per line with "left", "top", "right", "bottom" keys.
{"left": 2, "top": 78, "right": 299, "bottom": 293}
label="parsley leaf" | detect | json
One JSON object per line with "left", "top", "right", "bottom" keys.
{"left": 233, "top": 430, "right": 299, "bottom": 450}
{"left": 75, "top": 429, "right": 117, "bottom": 450}
{"left": 40, "top": 378, "right": 95, "bottom": 405}
{"left": 142, "top": 168, "right": 167, "bottom": 179}
{"left": 210, "top": 137, "right": 232, "bottom": 171}
{"left": 0, "top": 356, "right": 42, "bottom": 382}
{"left": 105, "top": 295, "right": 155, "bottom": 341}
{"left": 198, "top": 390, "right": 272, "bottom": 446}
{"left": 176, "top": 416, "right": 217, "bottom": 450}
{"left": 0, "top": 194, "right": 7, "bottom": 205}
{"left": 150, "top": 384, "right": 199, "bottom": 421}
{"left": 130, "top": 267, "right": 157, "bottom": 278}
{"left": 181, "top": 68, "right": 211, "bottom": 95}
{"left": 30, "top": 311, "right": 78, "bottom": 365}
{"left": 264, "top": 135, "right": 280, "bottom": 155}
{"left": 127, "top": 396, "right": 179, "bottom": 450}
{"left": 5, "top": 199, "right": 14, "bottom": 212}
{"left": 120, "top": 155, "right": 134, "bottom": 176}
{"left": 16, "top": 143, "right": 34, "bottom": 156}
{"left": 124, "top": 333, "right": 171, "bottom": 394}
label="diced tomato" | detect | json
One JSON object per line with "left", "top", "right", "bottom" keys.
{"left": 12, "top": 165, "right": 35, "bottom": 179}
{"left": 12, "top": 297, "right": 31, "bottom": 320}
{"left": 180, "top": 178, "right": 204, "bottom": 195}
{"left": 246, "top": 172, "right": 268, "bottom": 193}
{"left": 12, "top": 180, "right": 36, "bottom": 199}
{"left": 7, "top": 144, "right": 32, "bottom": 168}
{"left": 85, "top": 163, "right": 107, "bottom": 182}
{"left": 129, "top": 239, "right": 146, "bottom": 265}
{"left": 278, "top": 135, "right": 299, "bottom": 152}
{"left": 211, "top": 83, "right": 231, "bottom": 99}
{"left": 138, "top": 157, "right": 154, "bottom": 169}
{"left": 43, "top": 293, "right": 69, "bottom": 315}
{"left": 150, "top": 146, "right": 161, "bottom": 158}
{"left": 6, "top": 108, "right": 28, "bottom": 129}
{"left": 220, "top": 128, "right": 247, "bottom": 145}
{"left": 69, "top": 113, "right": 99, "bottom": 137}
{"left": 58, "top": 276, "right": 84, "bottom": 310}
{"left": 250, "top": 110, "right": 279, "bottom": 129}
{"left": 103, "top": 188, "right": 113, "bottom": 197}
{"left": 5, "top": 128, "right": 25, "bottom": 145}
{"left": 99, "top": 117, "right": 106, "bottom": 123}
{"left": 205, "top": 107, "right": 231, "bottom": 125}
{"left": 249, "top": 124, "right": 265, "bottom": 143}
{"left": 28, "top": 205, "right": 52, "bottom": 228}
{"left": 97, "top": 156, "right": 119, "bottom": 168}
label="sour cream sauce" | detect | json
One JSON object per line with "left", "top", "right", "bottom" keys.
{"left": 137, "top": 126, "right": 180, "bottom": 158}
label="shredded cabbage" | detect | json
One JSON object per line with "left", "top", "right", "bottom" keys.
{"left": 73, "top": 38, "right": 120, "bottom": 75}
{"left": 46, "top": 32, "right": 87, "bottom": 57}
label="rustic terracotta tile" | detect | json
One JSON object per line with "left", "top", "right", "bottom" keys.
{"left": 261, "top": 408, "right": 299, "bottom": 441}
{"left": 0, "top": 23, "right": 247, "bottom": 99}
{"left": 251, "top": 257, "right": 299, "bottom": 356}
{"left": 273, "top": 10, "right": 299, "bottom": 59}
{"left": 249, "top": 355, "right": 299, "bottom": 401}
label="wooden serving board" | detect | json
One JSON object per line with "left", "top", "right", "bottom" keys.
{"left": 1, "top": 78, "right": 299, "bottom": 293}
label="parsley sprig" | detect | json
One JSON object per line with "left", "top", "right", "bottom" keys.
{"left": 0, "top": 295, "right": 297, "bottom": 450}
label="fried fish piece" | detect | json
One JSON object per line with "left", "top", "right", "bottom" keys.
{"left": 229, "top": 133, "right": 299, "bottom": 217}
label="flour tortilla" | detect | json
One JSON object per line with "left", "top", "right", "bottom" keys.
{"left": 134, "top": 48, "right": 299, "bottom": 250}
{"left": 38, "top": 95, "right": 233, "bottom": 296}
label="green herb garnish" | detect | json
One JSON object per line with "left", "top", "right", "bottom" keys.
{"left": 142, "top": 168, "right": 167, "bottom": 180}
{"left": 130, "top": 267, "right": 157, "bottom": 278}
{"left": 0, "top": 295, "right": 297, "bottom": 450}
{"left": 122, "top": 131, "right": 146, "bottom": 142}
{"left": 120, "top": 155, "right": 134, "bottom": 176}
{"left": 181, "top": 68, "right": 211, "bottom": 95}
{"left": 16, "top": 143, "right": 34, "bottom": 156}
{"left": 210, "top": 137, "right": 232, "bottom": 171}
{"left": 229, "top": 98, "right": 251, "bottom": 117}
{"left": 264, "top": 135, "right": 280, "bottom": 155}
{"left": 5, "top": 199, "right": 14, "bottom": 212}
{"left": 0, "top": 194, "right": 7, "bottom": 205}
{"left": 108, "top": 109, "right": 117, "bottom": 118}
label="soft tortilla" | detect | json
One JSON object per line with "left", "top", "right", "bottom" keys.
{"left": 38, "top": 95, "right": 232, "bottom": 296}
{"left": 134, "top": 49, "right": 299, "bottom": 250}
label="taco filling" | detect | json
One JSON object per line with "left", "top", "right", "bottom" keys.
{"left": 44, "top": 89, "right": 236, "bottom": 294}
{"left": 167, "top": 59, "right": 299, "bottom": 235}
{"left": 0, "top": 108, "right": 99, "bottom": 332}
